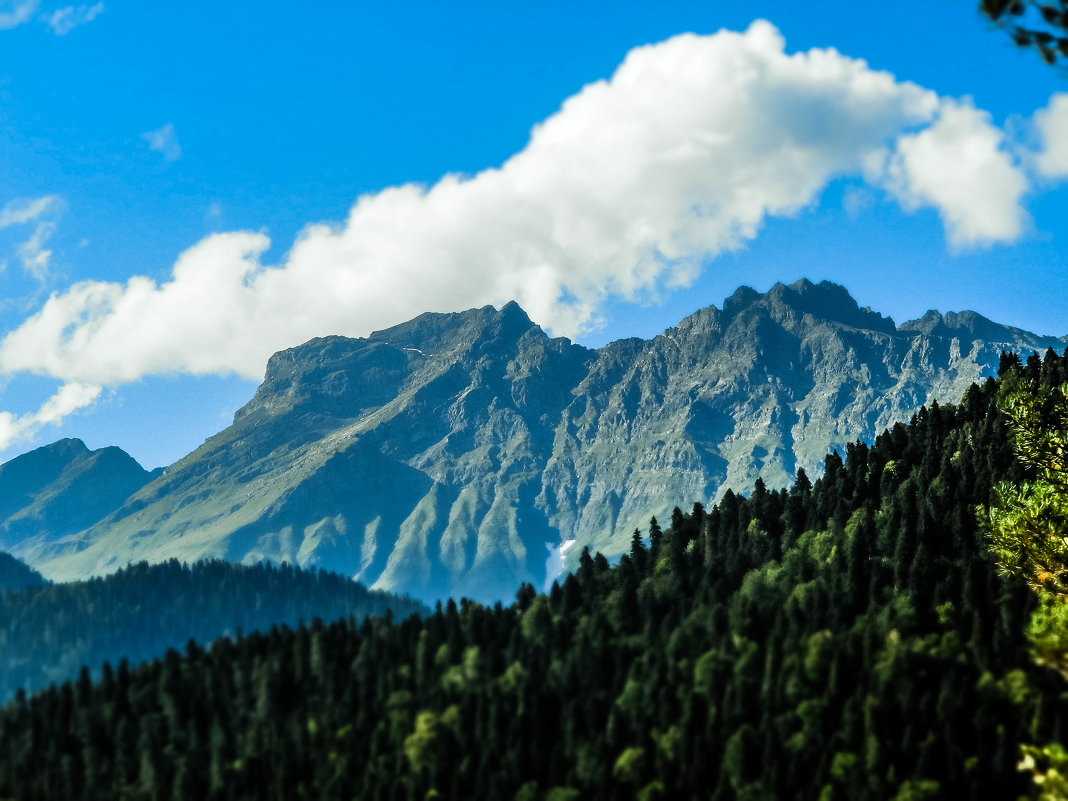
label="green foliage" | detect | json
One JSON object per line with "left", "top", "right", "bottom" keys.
{"left": 1027, "top": 592, "right": 1068, "bottom": 676}
{"left": 1019, "top": 743, "right": 1068, "bottom": 800}
{"left": 987, "top": 382, "right": 1068, "bottom": 597}
{"left": 982, "top": 365, "right": 1068, "bottom": 797}
{"left": 1, "top": 349, "right": 1067, "bottom": 799}
{"left": 611, "top": 746, "right": 645, "bottom": 785}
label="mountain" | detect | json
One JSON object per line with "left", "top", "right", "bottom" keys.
{"left": 0, "top": 552, "right": 46, "bottom": 592}
{"left": 0, "top": 438, "right": 157, "bottom": 562}
{"left": 13, "top": 279, "right": 1068, "bottom": 602}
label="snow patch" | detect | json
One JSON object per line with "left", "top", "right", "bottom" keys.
{"left": 543, "top": 539, "right": 576, "bottom": 591}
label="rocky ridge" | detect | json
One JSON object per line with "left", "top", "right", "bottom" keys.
{"left": 11, "top": 280, "right": 1067, "bottom": 602}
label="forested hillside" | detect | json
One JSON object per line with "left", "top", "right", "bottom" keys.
{"left": 0, "top": 559, "right": 424, "bottom": 702}
{"left": 0, "top": 552, "right": 46, "bottom": 592}
{"left": 2, "top": 349, "right": 1067, "bottom": 800}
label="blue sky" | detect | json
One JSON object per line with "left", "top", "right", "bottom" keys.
{"left": 1, "top": 1, "right": 1067, "bottom": 469}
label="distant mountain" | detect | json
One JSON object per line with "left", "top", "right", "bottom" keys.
{"left": 11, "top": 279, "right": 1068, "bottom": 602}
{"left": 0, "top": 552, "right": 46, "bottom": 592}
{"left": 0, "top": 438, "right": 157, "bottom": 562}
{"left": 0, "top": 558, "right": 424, "bottom": 702}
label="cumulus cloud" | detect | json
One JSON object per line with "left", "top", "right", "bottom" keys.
{"left": 0, "top": 382, "right": 100, "bottom": 450}
{"left": 0, "top": 0, "right": 39, "bottom": 30}
{"left": 0, "top": 21, "right": 1048, "bottom": 432}
{"left": 47, "top": 1, "right": 103, "bottom": 35}
{"left": 1033, "top": 93, "right": 1068, "bottom": 178}
{"left": 142, "top": 123, "right": 181, "bottom": 162}
{"left": 870, "top": 100, "right": 1029, "bottom": 249}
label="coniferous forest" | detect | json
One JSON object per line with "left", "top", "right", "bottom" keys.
{"left": 0, "top": 552, "right": 45, "bottom": 593}
{"left": 0, "top": 560, "right": 425, "bottom": 703}
{"left": 2, "top": 350, "right": 1068, "bottom": 800}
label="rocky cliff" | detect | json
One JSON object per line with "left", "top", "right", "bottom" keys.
{"left": 13, "top": 280, "right": 1067, "bottom": 602}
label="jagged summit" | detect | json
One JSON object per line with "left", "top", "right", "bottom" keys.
{"left": 9, "top": 282, "right": 1067, "bottom": 603}
{"left": 899, "top": 307, "right": 1068, "bottom": 348}
{"left": 675, "top": 279, "right": 897, "bottom": 340}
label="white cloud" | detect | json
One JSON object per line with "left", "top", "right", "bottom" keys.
{"left": 869, "top": 100, "right": 1029, "bottom": 249}
{"left": 0, "top": 195, "right": 63, "bottom": 281}
{"left": 1033, "top": 93, "right": 1068, "bottom": 178}
{"left": 0, "top": 0, "right": 39, "bottom": 30}
{"left": 142, "top": 123, "right": 181, "bottom": 162}
{"left": 0, "top": 195, "right": 59, "bottom": 228}
{"left": 17, "top": 221, "right": 56, "bottom": 281}
{"left": 0, "top": 21, "right": 1041, "bottom": 413}
{"left": 47, "top": 1, "right": 103, "bottom": 35}
{"left": 0, "top": 382, "right": 100, "bottom": 450}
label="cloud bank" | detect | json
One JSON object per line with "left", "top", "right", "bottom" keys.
{"left": 0, "top": 21, "right": 1058, "bottom": 443}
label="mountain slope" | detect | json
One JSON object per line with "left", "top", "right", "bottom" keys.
{"left": 0, "top": 439, "right": 156, "bottom": 565}
{"left": 18, "top": 280, "right": 1068, "bottom": 602}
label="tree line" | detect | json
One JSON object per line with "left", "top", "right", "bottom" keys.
{"left": 0, "top": 558, "right": 424, "bottom": 703}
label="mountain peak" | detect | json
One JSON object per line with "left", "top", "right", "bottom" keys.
{"left": 499, "top": 299, "right": 527, "bottom": 317}
{"left": 492, "top": 300, "right": 537, "bottom": 340}
{"left": 0, "top": 439, "right": 154, "bottom": 555}
{"left": 36, "top": 438, "right": 90, "bottom": 458}
{"left": 897, "top": 307, "right": 1054, "bottom": 345}
{"left": 722, "top": 285, "right": 760, "bottom": 316}
{"left": 717, "top": 279, "right": 896, "bottom": 335}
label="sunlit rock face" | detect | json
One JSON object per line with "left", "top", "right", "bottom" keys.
{"left": 16, "top": 280, "right": 1068, "bottom": 603}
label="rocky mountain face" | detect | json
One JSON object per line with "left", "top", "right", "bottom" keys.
{"left": 12, "top": 280, "right": 1067, "bottom": 603}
